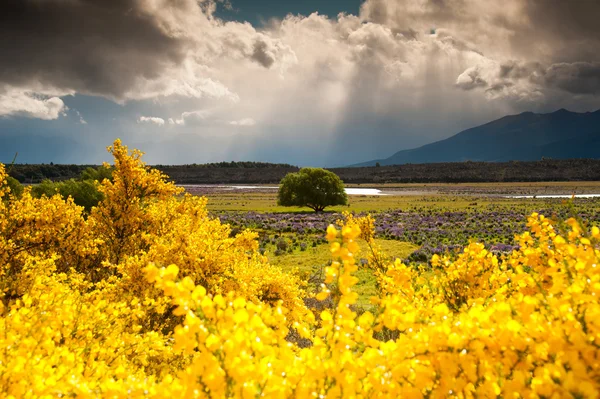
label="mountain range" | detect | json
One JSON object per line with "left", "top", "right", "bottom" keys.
{"left": 353, "top": 109, "right": 600, "bottom": 167}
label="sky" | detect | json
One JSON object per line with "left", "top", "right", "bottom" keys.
{"left": 1, "top": 0, "right": 599, "bottom": 166}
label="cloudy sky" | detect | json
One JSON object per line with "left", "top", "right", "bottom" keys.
{"left": 1, "top": 0, "right": 599, "bottom": 166}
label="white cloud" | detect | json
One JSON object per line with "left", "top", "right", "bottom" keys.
{"left": 123, "top": 73, "right": 240, "bottom": 104}
{"left": 168, "top": 110, "right": 256, "bottom": 128}
{"left": 0, "top": 87, "right": 66, "bottom": 120}
{"left": 456, "top": 66, "right": 488, "bottom": 90}
{"left": 138, "top": 116, "right": 166, "bottom": 126}
{"left": 168, "top": 118, "right": 185, "bottom": 126}
{"left": 177, "top": 109, "right": 213, "bottom": 126}
{"left": 230, "top": 118, "right": 256, "bottom": 126}
{"left": 73, "top": 109, "right": 87, "bottom": 124}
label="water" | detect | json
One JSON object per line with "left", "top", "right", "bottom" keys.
{"left": 182, "top": 185, "right": 600, "bottom": 198}
{"left": 345, "top": 188, "right": 386, "bottom": 195}
{"left": 181, "top": 185, "right": 386, "bottom": 195}
{"left": 506, "top": 194, "right": 600, "bottom": 199}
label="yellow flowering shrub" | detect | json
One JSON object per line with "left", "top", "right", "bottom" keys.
{"left": 0, "top": 168, "right": 98, "bottom": 303}
{"left": 1, "top": 142, "right": 600, "bottom": 398}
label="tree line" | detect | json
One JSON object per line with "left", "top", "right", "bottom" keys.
{"left": 7, "top": 158, "right": 600, "bottom": 185}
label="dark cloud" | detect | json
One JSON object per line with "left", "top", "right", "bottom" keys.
{"left": 456, "top": 59, "right": 600, "bottom": 98}
{"left": 251, "top": 40, "right": 276, "bottom": 68}
{"left": 499, "top": 61, "right": 543, "bottom": 80}
{"left": 361, "top": 0, "right": 472, "bottom": 29}
{"left": 435, "top": 30, "right": 482, "bottom": 55}
{"left": 544, "top": 62, "right": 600, "bottom": 95}
{"left": 360, "top": 0, "right": 600, "bottom": 64}
{"left": 485, "top": 82, "right": 513, "bottom": 94}
{"left": 0, "top": 0, "right": 189, "bottom": 100}
{"left": 512, "top": 0, "right": 600, "bottom": 63}
{"left": 524, "top": 1, "right": 600, "bottom": 43}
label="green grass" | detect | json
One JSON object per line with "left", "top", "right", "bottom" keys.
{"left": 199, "top": 183, "right": 600, "bottom": 309}
{"left": 204, "top": 191, "right": 577, "bottom": 213}
{"left": 266, "top": 238, "right": 418, "bottom": 307}
{"left": 205, "top": 192, "right": 482, "bottom": 212}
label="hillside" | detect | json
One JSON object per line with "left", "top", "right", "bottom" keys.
{"left": 354, "top": 109, "right": 600, "bottom": 166}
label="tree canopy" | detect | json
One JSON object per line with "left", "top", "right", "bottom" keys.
{"left": 277, "top": 168, "right": 347, "bottom": 212}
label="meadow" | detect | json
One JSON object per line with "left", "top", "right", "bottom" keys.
{"left": 196, "top": 185, "right": 600, "bottom": 308}
{"left": 1, "top": 141, "right": 600, "bottom": 397}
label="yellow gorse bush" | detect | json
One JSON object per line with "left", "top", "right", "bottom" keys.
{"left": 1, "top": 141, "right": 600, "bottom": 398}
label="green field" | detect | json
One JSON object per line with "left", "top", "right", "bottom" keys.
{"left": 203, "top": 192, "right": 478, "bottom": 212}
{"left": 202, "top": 191, "right": 596, "bottom": 213}
{"left": 195, "top": 182, "right": 600, "bottom": 307}
{"left": 265, "top": 237, "right": 418, "bottom": 308}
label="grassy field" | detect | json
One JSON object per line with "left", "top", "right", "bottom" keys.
{"left": 265, "top": 238, "right": 418, "bottom": 308}
{"left": 203, "top": 192, "right": 467, "bottom": 212}
{"left": 202, "top": 191, "right": 592, "bottom": 213}
{"left": 187, "top": 181, "right": 600, "bottom": 213}
{"left": 193, "top": 182, "right": 600, "bottom": 307}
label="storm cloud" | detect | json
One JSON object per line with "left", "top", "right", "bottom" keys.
{"left": 0, "top": 0, "right": 187, "bottom": 101}
{"left": 544, "top": 62, "right": 600, "bottom": 95}
{"left": 0, "top": 0, "right": 291, "bottom": 107}
{"left": 1, "top": 0, "right": 599, "bottom": 166}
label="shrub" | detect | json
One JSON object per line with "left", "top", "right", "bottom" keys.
{"left": 1, "top": 176, "right": 23, "bottom": 199}
{"left": 80, "top": 165, "right": 114, "bottom": 182}
{"left": 31, "top": 179, "right": 103, "bottom": 212}
{"left": 276, "top": 239, "right": 288, "bottom": 251}
{"left": 28, "top": 166, "right": 113, "bottom": 212}
{"left": 1, "top": 145, "right": 600, "bottom": 398}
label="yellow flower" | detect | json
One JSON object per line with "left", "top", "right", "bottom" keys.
{"left": 326, "top": 224, "right": 338, "bottom": 242}
{"left": 3, "top": 143, "right": 600, "bottom": 398}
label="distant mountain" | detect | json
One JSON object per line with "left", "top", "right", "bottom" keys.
{"left": 353, "top": 109, "right": 600, "bottom": 166}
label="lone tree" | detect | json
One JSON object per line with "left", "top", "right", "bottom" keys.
{"left": 278, "top": 168, "right": 348, "bottom": 212}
